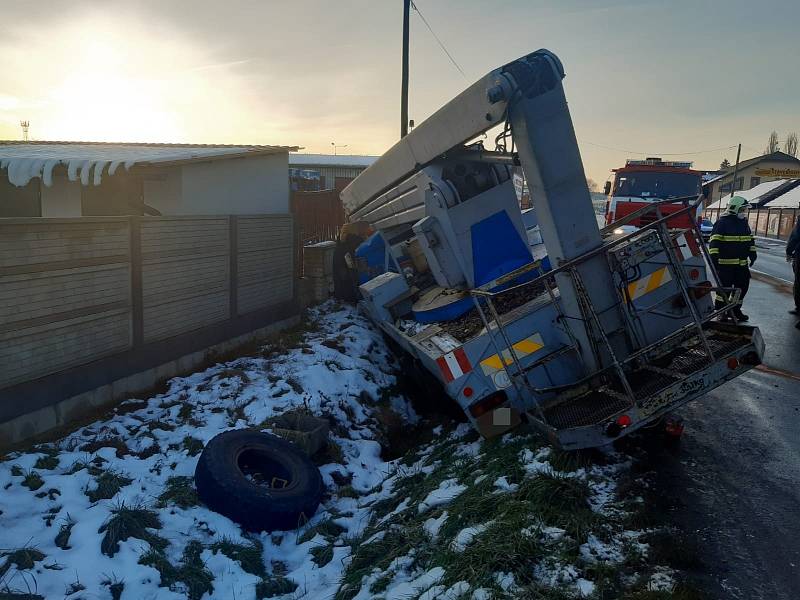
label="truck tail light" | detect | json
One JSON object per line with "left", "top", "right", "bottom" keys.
{"left": 468, "top": 391, "right": 508, "bottom": 418}
{"left": 689, "top": 281, "right": 712, "bottom": 299}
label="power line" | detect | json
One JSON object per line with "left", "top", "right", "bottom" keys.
{"left": 410, "top": 0, "right": 468, "bottom": 80}
{"left": 582, "top": 141, "right": 740, "bottom": 156}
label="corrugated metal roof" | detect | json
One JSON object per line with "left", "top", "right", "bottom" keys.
{"left": 706, "top": 179, "right": 788, "bottom": 210}
{"left": 288, "top": 153, "right": 378, "bottom": 168}
{"left": 0, "top": 141, "right": 298, "bottom": 188}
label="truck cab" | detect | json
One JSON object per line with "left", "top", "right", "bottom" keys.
{"left": 605, "top": 158, "right": 703, "bottom": 229}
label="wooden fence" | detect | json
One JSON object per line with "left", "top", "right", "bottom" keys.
{"left": 704, "top": 206, "right": 800, "bottom": 241}
{"left": 0, "top": 215, "right": 294, "bottom": 391}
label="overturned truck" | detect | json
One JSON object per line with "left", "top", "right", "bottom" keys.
{"left": 341, "top": 49, "right": 764, "bottom": 450}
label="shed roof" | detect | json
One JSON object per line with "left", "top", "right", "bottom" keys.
{"left": 0, "top": 141, "right": 298, "bottom": 188}
{"left": 707, "top": 178, "right": 796, "bottom": 210}
{"left": 704, "top": 151, "right": 800, "bottom": 186}
{"left": 288, "top": 153, "right": 378, "bottom": 168}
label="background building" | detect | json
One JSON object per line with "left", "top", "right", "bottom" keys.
{"left": 703, "top": 151, "right": 800, "bottom": 204}
{"left": 288, "top": 153, "right": 377, "bottom": 191}
{"left": 0, "top": 141, "right": 296, "bottom": 218}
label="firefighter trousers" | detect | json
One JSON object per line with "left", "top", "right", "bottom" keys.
{"left": 715, "top": 265, "right": 750, "bottom": 311}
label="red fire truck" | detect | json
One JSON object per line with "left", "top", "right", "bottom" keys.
{"left": 604, "top": 158, "right": 703, "bottom": 229}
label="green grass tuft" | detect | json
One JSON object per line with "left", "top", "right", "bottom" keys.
{"left": 86, "top": 470, "right": 133, "bottom": 503}
{"left": 21, "top": 470, "right": 44, "bottom": 491}
{"left": 99, "top": 504, "right": 166, "bottom": 557}
{"left": 139, "top": 541, "right": 213, "bottom": 600}
{"left": 255, "top": 576, "right": 298, "bottom": 598}
{"left": 33, "top": 454, "right": 60, "bottom": 471}
{"left": 181, "top": 436, "right": 204, "bottom": 456}
{"left": 55, "top": 516, "right": 75, "bottom": 550}
{"left": 156, "top": 476, "right": 199, "bottom": 509}
{"left": 310, "top": 544, "right": 334, "bottom": 567}
{"left": 210, "top": 538, "right": 266, "bottom": 578}
{"left": 0, "top": 546, "right": 46, "bottom": 578}
{"left": 298, "top": 519, "right": 346, "bottom": 544}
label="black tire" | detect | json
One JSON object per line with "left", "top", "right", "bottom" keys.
{"left": 194, "top": 429, "right": 323, "bottom": 532}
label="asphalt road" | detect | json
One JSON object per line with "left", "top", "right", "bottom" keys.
{"left": 752, "top": 237, "right": 794, "bottom": 283}
{"left": 650, "top": 277, "right": 800, "bottom": 599}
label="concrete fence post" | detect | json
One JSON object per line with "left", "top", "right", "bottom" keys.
{"left": 229, "top": 215, "right": 239, "bottom": 318}
{"left": 130, "top": 216, "right": 144, "bottom": 347}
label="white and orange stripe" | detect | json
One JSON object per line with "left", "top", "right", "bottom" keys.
{"left": 436, "top": 347, "right": 472, "bottom": 383}
{"left": 626, "top": 266, "right": 672, "bottom": 301}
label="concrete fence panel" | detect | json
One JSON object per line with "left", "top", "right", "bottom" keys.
{"left": 140, "top": 217, "right": 231, "bottom": 343}
{"left": 236, "top": 215, "right": 294, "bottom": 314}
{"left": 0, "top": 218, "right": 132, "bottom": 389}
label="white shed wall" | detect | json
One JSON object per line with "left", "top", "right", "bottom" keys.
{"left": 142, "top": 167, "right": 183, "bottom": 213}
{"left": 40, "top": 175, "right": 82, "bottom": 217}
{"left": 178, "top": 153, "right": 289, "bottom": 215}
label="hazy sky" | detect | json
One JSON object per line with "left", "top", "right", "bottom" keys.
{"left": 1, "top": 0, "right": 798, "bottom": 184}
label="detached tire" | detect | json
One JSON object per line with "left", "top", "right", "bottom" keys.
{"left": 194, "top": 429, "right": 323, "bottom": 532}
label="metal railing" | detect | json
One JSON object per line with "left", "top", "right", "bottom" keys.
{"left": 468, "top": 196, "right": 744, "bottom": 428}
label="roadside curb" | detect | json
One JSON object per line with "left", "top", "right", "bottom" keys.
{"left": 751, "top": 269, "right": 793, "bottom": 290}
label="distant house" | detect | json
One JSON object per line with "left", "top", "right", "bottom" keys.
{"left": 0, "top": 141, "right": 298, "bottom": 218}
{"left": 288, "top": 154, "right": 377, "bottom": 192}
{"left": 703, "top": 151, "right": 800, "bottom": 205}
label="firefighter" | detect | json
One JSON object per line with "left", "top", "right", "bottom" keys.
{"left": 708, "top": 195, "right": 756, "bottom": 322}
{"left": 332, "top": 221, "right": 373, "bottom": 302}
{"left": 786, "top": 218, "right": 800, "bottom": 316}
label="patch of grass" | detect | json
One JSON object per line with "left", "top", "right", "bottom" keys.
{"left": 181, "top": 436, "right": 204, "bottom": 457}
{"left": 298, "top": 519, "right": 347, "bottom": 544}
{"left": 147, "top": 420, "right": 176, "bottom": 432}
{"left": 642, "top": 529, "right": 703, "bottom": 570}
{"left": 65, "top": 578, "right": 85, "bottom": 595}
{"left": 0, "top": 547, "right": 46, "bottom": 578}
{"left": 21, "top": 470, "right": 44, "bottom": 491}
{"left": 210, "top": 538, "right": 265, "bottom": 578}
{"left": 55, "top": 517, "right": 75, "bottom": 550}
{"left": 34, "top": 488, "right": 60, "bottom": 501}
{"left": 100, "top": 574, "right": 125, "bottom": 600}
{"left": 9, "top": 464, "right": 23, "bottom": 477}
{"left": 516, "top": 471, "right": 597, "bottom": 541}
{"left": 255, "top": 576, "right": 298, "bottom": 598}
{"left": 99, "top": 504, "right": 166, "bottom": 557}
{"left": 336, "top": 485, "right": 360, "bottom": 499}
{"left": 86, "top": 470, "right": 133, "bottom": 503}
{"left": 80, "top": 436, "right": 130, "bottom": 458}
{"left": 157, "top": 476, "right": 199, "bottom": 509}
{"left": 134, "top": 443, "right": 161, "bottom": 460}
{"left": 285, "top": 377, "right": 304, "bottom": 395}
{"left": 139, "top": 541, "right": 214, "bottom": 600}
{"left": 33, "top": 454, "right": 60, "bottom": 471}
{"left": 310, "top": 544, "right": 334, "bottom": 567}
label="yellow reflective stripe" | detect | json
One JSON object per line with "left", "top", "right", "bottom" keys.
{"left": 708, "top": 248, "right": 719, "bottom": 254}
{"left": 480, "top": 334, "right": 545, "bottom": 375}
{"left": 710, "top": 235, "right": 753, "bottom": 242}
{"left": 750, "top": 246, "right": 757, "bottom": 251}
{"left": 717, "top": 258, "right": 749, "bottom": 265}
{"left": 626, "top": 266, "right": 672, "bottom": 300}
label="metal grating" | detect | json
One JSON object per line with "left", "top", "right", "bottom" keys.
{"left": 540, "top": 331, "right": 753, "bottom": 431}
{"left": 542, "top": 390, "right": 631, "bottom": 430}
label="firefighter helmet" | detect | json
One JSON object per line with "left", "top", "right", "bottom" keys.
{"left": 726, "top": 195, "right": 749, "bottom": 215}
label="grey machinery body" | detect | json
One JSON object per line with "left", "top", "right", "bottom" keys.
{"left": 341, "top": 49, "right": 764, "bottom": 449}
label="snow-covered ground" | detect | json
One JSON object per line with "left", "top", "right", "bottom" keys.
{"left": 0, "top": 301, "right": 680, "bottom": 599}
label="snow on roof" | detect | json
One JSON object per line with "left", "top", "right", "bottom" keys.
{"left": 288, "top": 153, "right": 378, "bottom": 168}
{"left": 706, "top": 179, "right": 788, "bottom": 210}
{"left": 0, "top": 141, "right": 296, "bottom": 188}
{"left": 763, "top": 183, "right": 800, "bottom": 208}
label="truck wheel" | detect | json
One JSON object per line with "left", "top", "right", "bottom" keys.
{"left": 194, "top": 429, "right": 323, "bottom": 532}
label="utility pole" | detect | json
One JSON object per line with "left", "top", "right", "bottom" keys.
{"left": 729, "top": 143, "right": 742, "bottom": 199}
{"left": 401, "top": 0, "right": 410, "bottom": 138}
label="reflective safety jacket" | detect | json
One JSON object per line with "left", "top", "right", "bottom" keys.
{"left": 708, "top": 214, "right": 756, "bottom": 267}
